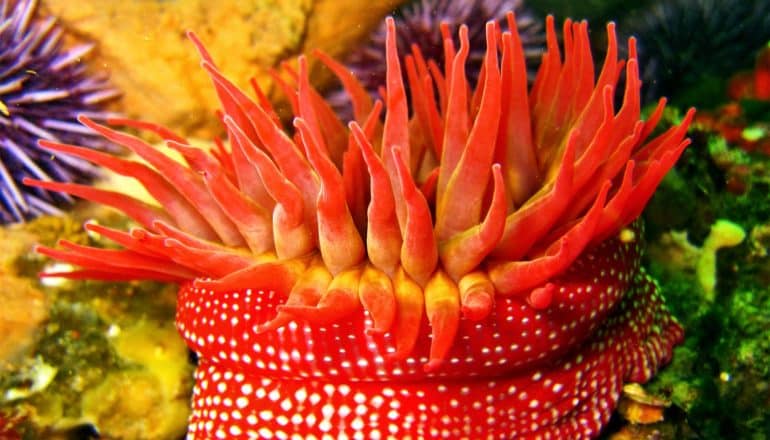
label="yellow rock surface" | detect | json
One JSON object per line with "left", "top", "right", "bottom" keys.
{"left": 81, "top": 370, "right": 189, "bottom": 440}
{"left": 41, "top": 0, "right": 405, "bottom": 138}
{"left": 0, "top": 224, "right": 48, "bottom": 369}
{"left": 0, "top": 223, "right": 37, "bottom": 274}
{"left": 81, "top": 320, "right": 193, "bottom": 440}
{"left": 0, "top": 277, "right": 47, "bottom": 369}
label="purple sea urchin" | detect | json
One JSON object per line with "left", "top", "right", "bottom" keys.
{"left": 621, "top": 0, "right": 770, "bottom": 106}
{"left": 329, "top": 0, "right": 543, "bottom": 117}
{"left": 0, "top": 0, "right": 119, "bottom": 223}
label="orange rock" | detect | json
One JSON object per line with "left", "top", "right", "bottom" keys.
{"left": 40, "top": 0, "right": 406, "bottom": 139}
{"left": 0, "top": 276, "right": 47, "bottom": 368}
{"left": 302, "top": 0, "right": 407, "bottom": 87}
{"left": 617, "top": 383, "right": 670, "bottom": 425}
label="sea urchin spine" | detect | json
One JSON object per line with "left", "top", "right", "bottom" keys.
{"left": 0, "top": 0, "right": 119, "bottom": 223}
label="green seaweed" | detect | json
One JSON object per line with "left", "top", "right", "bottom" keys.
{"left": 642, "top": 106, "right": 770, "bottom": 439}
{"left": 11, "top": 301, "right": 122, "bottom": 419}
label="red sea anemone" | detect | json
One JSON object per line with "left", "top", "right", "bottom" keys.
{"left": 26, "top": 12, "right": 691, "bottom": 439}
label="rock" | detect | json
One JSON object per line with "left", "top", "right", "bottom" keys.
{"left": 0, "top": 224, "right": 38, "bottom": 275}
{"left": 302, "top": 0, "right": 408, "bottom": 89}
{"left": 80, "top": 320, "right": 193, "bottom": 440}
{"left": 40, "top": 0, "right": 406, "bottom": 139}
{"left": 0, "top": 277, "right": 47, "bottom": 369}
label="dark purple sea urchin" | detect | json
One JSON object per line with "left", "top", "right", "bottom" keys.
{"left": 620, "top": 0, "right": 770, "bottom": 106}
{"left": 330, "top": 0, "right": 543, "bottom": 117}
{"left": 0, "top": 0, "right": 119, "bottom": 223}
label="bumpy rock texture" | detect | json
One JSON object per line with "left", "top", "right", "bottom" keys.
{"left": 40, "top": 0, "right": 406, "bottom": 138}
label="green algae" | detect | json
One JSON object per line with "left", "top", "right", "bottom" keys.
{"left": 642, "top": 107, "right": 770, "bottom": 439}
{"left": 0, "top": 282, "right": 191, "bottom": 439}
{"left": 29, "top": 301, "right": 123, "bottom": 418}
{"left": 0, "top": 210, "right": 192, "bottom": 439}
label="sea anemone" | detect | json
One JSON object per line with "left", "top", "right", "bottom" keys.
{"left": 26, "top": 11, "right": 691, "bottom": 439}
{"left": 329, "top": 0, "right": 543, "bottom": 119}
{"left": 620, "top": 0, "right": 770, "bottom": 106}
{"left": 0, "top": 0, "right": 119, "bottom": 223}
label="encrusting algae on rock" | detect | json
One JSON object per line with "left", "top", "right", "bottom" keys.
{"left": 79, "top": 320, "right": 193, "bottom": 439}
{"left": 0, "top": 212, "right": 192, "bottom": 438}
{"left": 25, "top": 11, "right": 692, "bottom": 439}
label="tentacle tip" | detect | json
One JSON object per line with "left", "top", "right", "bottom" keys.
{"left": 37, "top": 138, "right": 53, "bottom": 148}
{"left": 163, "top": 238, "right": 181, "bottom": 248}
{"left": 222, "top": 114, "right": 236, "bottom": 126}
{"left": 76, "top": 114, "right": 95, "bottom": 125}
{"left": 276, "top": 304, "right": 298, "bottom": 313}
{"left": 255, "top": 319, "right": 285, "bottom": 334}
{"left": 129, "top": 228, "right": 148, "bottom": 239}
{"left": 461, "top": 300, "right": 492, "bottom": 322}
{"left": 527, "top": 283, "right": 556, "bottom": 310}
